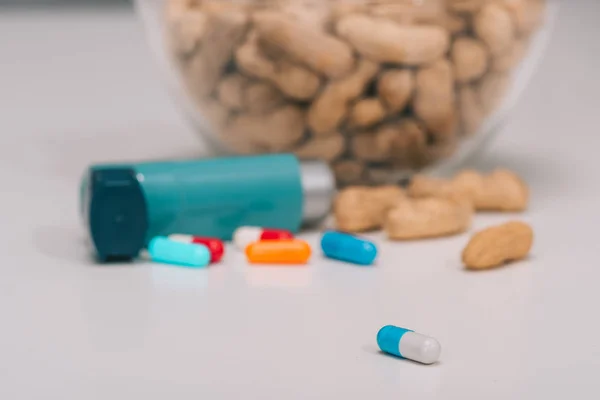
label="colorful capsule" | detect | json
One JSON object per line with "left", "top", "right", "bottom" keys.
{"left": 377, "top": 325, "right": 441, "bottom": 365}
{"left": 321, "top": 231, "right": 377, "bottom": 265}
{"left": 148, "top": 236, "right": 210, "bottom": 268}
{"left": 233, "top": 226, "right": 294, "bottom": 250}
{"left": 168, "top": 234, "right": 225, "bottom": 263}
{"left": 246, "top": 239, "right": 311, "bottom": 265}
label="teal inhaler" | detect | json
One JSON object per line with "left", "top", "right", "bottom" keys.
{"left": 81, "top": 154, "right": 334, "bottom": 261}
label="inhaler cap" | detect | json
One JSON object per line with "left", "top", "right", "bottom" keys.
{"left": 84, "top": 167, "right": 148, "bottom": 261}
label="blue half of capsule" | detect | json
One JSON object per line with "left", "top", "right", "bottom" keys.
{"left": 377, "top": 325, "right": 412, "bottom": 358}
{"left": 148, "top": 236, "right": 210, "bottom": 268}
{"left": 320, "top": 231, "right": 378, "bottom": 266}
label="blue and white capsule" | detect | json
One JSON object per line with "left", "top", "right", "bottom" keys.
{"left": 320, "top": 231, "right": 377, "bottom": 265}
{"left": 377, "top": 325, "right": 441, "bottom": 365}
{"left": 148, "top": 236, "right": 210, "bottom": 268}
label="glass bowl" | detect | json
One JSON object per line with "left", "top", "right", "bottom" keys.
{"left": 135, "top": 0, "right": 556, "bottom": 185}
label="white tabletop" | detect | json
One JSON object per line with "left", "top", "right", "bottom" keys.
{"left": 1, "top": 3, "right": 599, "bottom": 399}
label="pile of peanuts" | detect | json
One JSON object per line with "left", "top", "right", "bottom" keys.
{"left": 334, "top": 168, "right": 534, "bottom": 270}
{"left": 165, "top": 0, "right": 546, "bottom": 185}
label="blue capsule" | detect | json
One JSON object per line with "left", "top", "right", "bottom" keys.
{"left": 148, "top": 236, "right": 210, "bottom": 268}
{"left": 320, "top": 231, "right": 377, "bottom": 265}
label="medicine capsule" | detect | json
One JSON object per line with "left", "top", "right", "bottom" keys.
{"left": 148, "top": 236, "right": 210, "bottom": 268}
{"left": 246, "top": 239, "right": 311, "bottom": 265}
{"left": 233, "top": 226, "right": 294, "bottom": 250}
{"left": 377, "top": 325, "right": 441, "bottom": 365}
{"left": 321, "top": 231, "right": 377, "bottom": 265}
{"left": 168, "top": 234, "right": 225, "bottom": 263}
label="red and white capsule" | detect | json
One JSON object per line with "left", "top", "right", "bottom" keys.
{"left": 233, "top": 226, "right": 294, "bottom": 250}
{"left": 168, "top": 235, "right": 225, "bottom": 263}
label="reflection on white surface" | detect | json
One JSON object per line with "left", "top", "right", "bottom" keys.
{"left": 245, "top": 266, "right": 313, "bottom": 289}
{"left": 78, "top": 269, "right": 154, "bottom": 352}
{"left": 150, "top": 263, "right": 210, "bottom": 290}
{"left": 371, "top": 350, "right": 444, "bottom": 397}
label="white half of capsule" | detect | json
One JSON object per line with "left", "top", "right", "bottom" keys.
{"left": 168, "top": 234, "right": 195, "bottom": 243}
{"left": 399, "top": 332, "right": 442, "bottom": 365}
{"left": 233, "top": 227, "right": 263, "bottom": 250}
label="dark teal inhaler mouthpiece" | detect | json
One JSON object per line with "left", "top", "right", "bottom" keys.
{"left": 84, "top": 167, "right": 148, "bottom": 261}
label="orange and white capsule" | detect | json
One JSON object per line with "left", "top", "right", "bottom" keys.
{"left": 233, "top": 226, "right": 294, "bottom": 250}
{"left": 245, "top": 239, "right": 311, "bottom": 265}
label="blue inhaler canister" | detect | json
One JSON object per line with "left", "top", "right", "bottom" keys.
{"left": 81, "top": 154, "right": 334, "bottom": 261}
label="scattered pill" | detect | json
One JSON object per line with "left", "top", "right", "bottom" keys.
{"left": 321, "top": 231, "right": 378, "bottom": 265}
{"left": 377, "top": 325, "right": 441, "bottom": 365}
{"left": 148, "top": 236, "right": 210, "bottom": 268}
{"left": 169, "top": 234, "right": 225, "bottom": 263}
{"left": 233, "top": 226, "right": 294, "bottom": 250}
{"left": 246, "top": 239, "right": 311, "bottom": 265}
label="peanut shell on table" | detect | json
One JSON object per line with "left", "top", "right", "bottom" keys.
{"left": 385, "top": 196, "right": 473, "bottom": 240}
{"left": 462, "top": 221, "right": 534, "bottom": 270}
